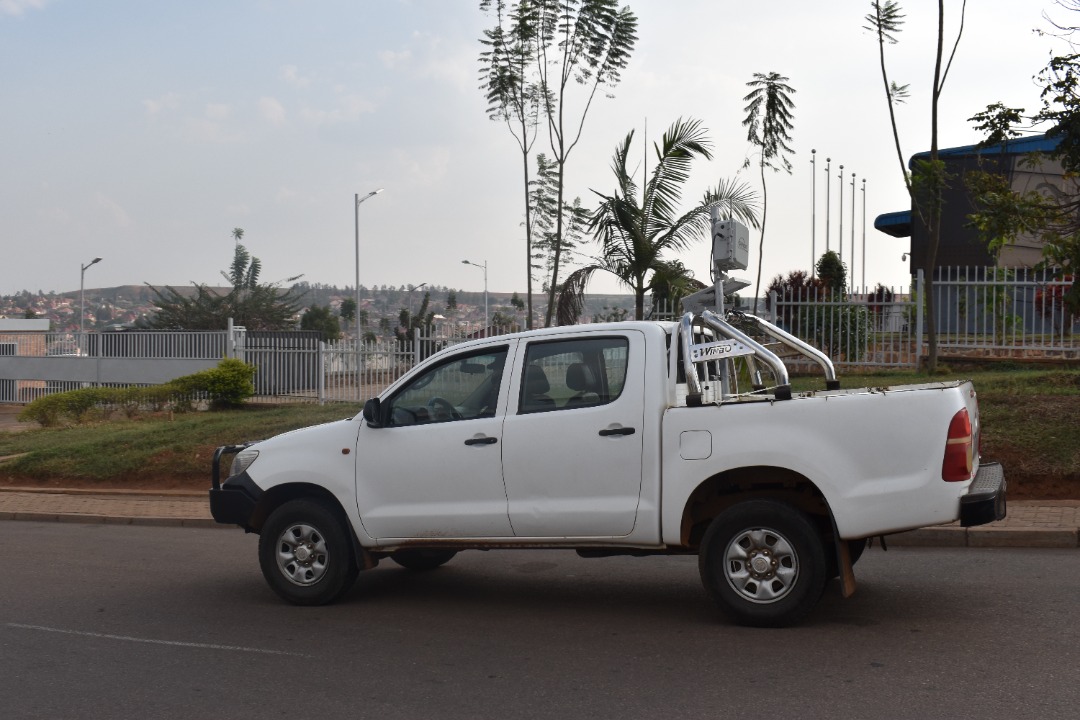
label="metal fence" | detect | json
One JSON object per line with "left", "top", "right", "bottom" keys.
{"left": 933, "top": 267, "right": 1079, "bottom": 359}
{"left": 770, "top": 284, "right": 918, "bottom": 370}
{"left": 2, "top": 269, "right": 1075, "bottom": 405}
{"left": 767, "top": 268, "right": 1078, "bottom": 369}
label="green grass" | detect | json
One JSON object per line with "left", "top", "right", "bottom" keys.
{"left": 1, "top": 367, "right": 1078, "bottom": 497}
{"left": 0, "top": 403, "right": 355, "bottom": 485}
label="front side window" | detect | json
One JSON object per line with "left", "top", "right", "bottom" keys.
{"left": 387, "top": 347, "right": 507, "bottom": 426}
{"left": 519, "top": 337, "right": 629, "bottom": 414}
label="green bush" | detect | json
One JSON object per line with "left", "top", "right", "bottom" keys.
{"left": 199, "top": 357, "right": 256, "bottom": 408}
{"left": 16, "top": 359, "right": 257, "bottom": 426}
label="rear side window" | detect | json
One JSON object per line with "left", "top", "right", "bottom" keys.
{"left": 519, "top": 337, "right": 629, "bottom": 414}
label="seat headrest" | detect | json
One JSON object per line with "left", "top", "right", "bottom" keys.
{"left": 566, "top": 362, "right": 596, "bottom": 391}
{"left": 525, "top": 364, "right": 550, "bottom": 394}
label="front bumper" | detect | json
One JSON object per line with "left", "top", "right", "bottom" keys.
{"left": 959, "top": 462, "right": 1007, "bottom": 527}
{"left": 209, "top": 444, "right": 263, "bottom": 529}
{"left": 209, "top": 472, "right": 262, "bottom": 528}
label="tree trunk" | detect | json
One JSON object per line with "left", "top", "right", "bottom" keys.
{"left": 754, "top": 159, "right": 768, "bottom": 309}
{"left": 520, "top": 134, "right": 534, "bottom": 330}
{"left": 544, "top": 155, "right": 566, "bottom": 327}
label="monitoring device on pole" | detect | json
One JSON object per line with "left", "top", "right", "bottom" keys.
{"left": 711, "top": 208, "right": 750, "bottom": 273}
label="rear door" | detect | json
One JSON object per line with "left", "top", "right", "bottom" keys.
{"left": 500, "top": 330, "right": 646, "bottom": 537}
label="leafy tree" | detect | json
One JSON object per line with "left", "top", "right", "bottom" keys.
{"left": 300, "top": 305, "right": 342, "bottom": 341}
{"left": 528, "top": 153, "right": 588, "bottom": 293}
{"left": 480, "top": 0, "right": 543, "bottom": 327}
{"left": 555, "top": 118, "right": 759, "bottom": 323}
{"left": 646, "top": 259, "right": 705, "bottom": 317}
{"left": 394, "top": 292, "right": 435, "bottom": 352}
{"left": 765, "top": 269, "right": 826, "bottom": 327}
{"left": 816, "top": 249, "right": 847, "bottom": 295}
{"left": 446, "top": 290, "right": 458, "bottom": 310}
{"left": 531, "top": 0, "right": 639, "bottom": 326}
{"left": 339, "top": 297, "right": 357, "bottom": 324}
{"left": 510, "top": 291, "right": 525, "bottom": 311}
{"left": 144, "top": 235, "right": 304, "bottom": 330}
{"left": 22, "top": 308, "right": 36, "bottom": 319}
{"left": 864, "top": 0, "right": 967, "bottom": 372}
{"left": 743, "top": 71, "right": 796, "bottom": 304}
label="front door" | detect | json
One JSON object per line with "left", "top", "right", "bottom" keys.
{"left": 355, "top": 344, "right": 514, "bottom": 541}
{"left": 500, "top": 331, "right": 646, "bottom": 537}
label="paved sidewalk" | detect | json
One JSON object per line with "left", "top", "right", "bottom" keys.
{"left": 0, "top": 486, "right": 1078, "bottom": 547}
{"left": 0, "top": 487, "right": 220, "bottom": 529}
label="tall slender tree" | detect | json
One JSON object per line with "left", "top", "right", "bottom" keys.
{"left": 479, "top": 0, "right": 542, "bottom": 327}
{"left": 533, "top": 0, "right": 638, "bottom": 326}
{"left": 742, "top": 72, "right": 796, "bottom": 306}
{"left": 865, "top": 0, "right": 967, "bottom": 373}
{"left": 555, "top": 118, "right": 759, "bottom": 322}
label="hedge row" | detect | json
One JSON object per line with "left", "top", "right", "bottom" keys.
{"left": 18, "top": 358, "right": 257, "bottom": 427}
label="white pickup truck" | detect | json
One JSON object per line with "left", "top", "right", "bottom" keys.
{"left": 210, "top": 310, "right": 1006, "bottom": 626}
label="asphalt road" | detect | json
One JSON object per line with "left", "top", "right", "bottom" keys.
{"left": 2, "top": 522, "right": 1078, "bottom": 720}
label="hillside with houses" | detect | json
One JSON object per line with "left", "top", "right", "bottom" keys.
{"left": 0, "top": 283, "right": 643, "bottom": 336}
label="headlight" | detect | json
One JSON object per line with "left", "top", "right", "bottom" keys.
{"left": 230, "top": 448, "right": 259, "bottom": 477}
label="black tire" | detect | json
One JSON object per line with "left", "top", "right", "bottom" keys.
{"left": 258, "top": 498, "right": 359, "bottom": 606}
{"left": 390, "top": 548, "right": 458, "bottom": 570}
{"left": 698, "top": 500, "right": 827, "bottom": 628}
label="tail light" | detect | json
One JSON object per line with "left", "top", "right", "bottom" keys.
{"left": 942, "top": 408, "right": 974, "bottom": 482}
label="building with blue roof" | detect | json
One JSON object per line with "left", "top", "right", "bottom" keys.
{"left": 874, "top": 133, "right": 1064, "bottom": 275}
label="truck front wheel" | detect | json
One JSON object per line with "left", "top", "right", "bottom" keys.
{"left": 698, "top": 500, "right": 827, "bottom": 627}
{"left": 258, "top": 499, "right": 359, "bottom": 606}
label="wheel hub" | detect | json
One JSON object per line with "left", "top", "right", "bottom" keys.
{"left": 724, "top": 528, "right": 798, "bottom": 604}
{"left": 295, "top": 544, "right": 312, "bottom": 563}
{"left": 750, "top": 554, "right": 771, "bottom": 575}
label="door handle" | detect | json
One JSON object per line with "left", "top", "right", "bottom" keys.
{"left": 464, "top": 436, "right": 499, "bottom": 446}
{"left": 598, "top": 427, "right": 636, "bottom": 437}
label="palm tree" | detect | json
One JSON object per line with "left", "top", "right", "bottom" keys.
{"left": 555, "top": 117, "right": 759, "bottom": 323}
{"left": 743, "top": 71, "right": 796, "bottom": 306}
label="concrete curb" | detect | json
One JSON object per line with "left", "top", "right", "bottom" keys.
{"left": 0, "top": 511, "right": 228, "bottom": 528}
{"left": 1, "top": 487, "right": 1078, "bottom": 547}
{"left": 887, "top": 526, "right": 1079, "bottom": 549}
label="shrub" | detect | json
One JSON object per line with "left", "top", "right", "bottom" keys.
{"left": 15, "top": 359, "right": 257, "bottom": 426}
{"left": 201, "top": 357, "right": 256, "bottom": 408}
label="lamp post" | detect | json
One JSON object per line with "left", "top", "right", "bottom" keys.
{"left": 354, "top": 188, "right": 384, "bottom": 342}
{"left": 461, "top": 259, "right": 488, "bottom": 333}
{"left": 810, "top": 149, "right": 816, "bottom": 277}
{"left": 850, "top": 172, "right": 857, "bottom": 294}
{"left": 408, "top": 282, "right": 428, "bottom": 321}
{"left": 838, "top": 164, "right": 845, "bottom": 269}
{"left": 825, "top": 158, "right": 831, "bottom": 252}
{"left": 80, "top": 257, "right": 102, "bottom": 337}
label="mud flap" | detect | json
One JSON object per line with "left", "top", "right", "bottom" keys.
{"left": 837, "top": 538, "right": 856, "bottom": 598}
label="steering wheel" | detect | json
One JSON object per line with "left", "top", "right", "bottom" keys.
{"left": 427, "top": 396, "right": 461, "bottom": 421}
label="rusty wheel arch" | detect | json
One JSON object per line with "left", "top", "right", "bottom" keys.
{"left": 679, "top": 466, "right": 834, "bottom": 549}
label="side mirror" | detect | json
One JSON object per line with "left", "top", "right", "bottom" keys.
{"left": 362, "top": 398, "right": 383, "bottom": 428}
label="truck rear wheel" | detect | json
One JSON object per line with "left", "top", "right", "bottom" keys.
{"left": 258, "top": 498, "right": 359, "bottom": 606}
{"left": 698, "top": 500, "right": 827, "bottom": 627}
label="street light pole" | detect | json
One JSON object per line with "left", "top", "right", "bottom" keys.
{"left": 80, "top": 257, "right": 102, "bottom": 336}
{"left": 461, "top": 259, "right": 488, "bottom": 333}
{"left": 354, "top": 188, "right": 384, "bottom": 342}
{"left": 810, "top": 149, "right": 816, "bottom": 277}
{"left": 408, "top": 282, "right": 428, "bottom": 321}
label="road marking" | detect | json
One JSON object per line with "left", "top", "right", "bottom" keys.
{"left": 6, "top": 623, "right": 311, "bottom": 657}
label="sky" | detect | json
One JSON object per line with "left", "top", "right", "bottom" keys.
{"left": 0, "top": 0, "right": 1068, "bottom": 301}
